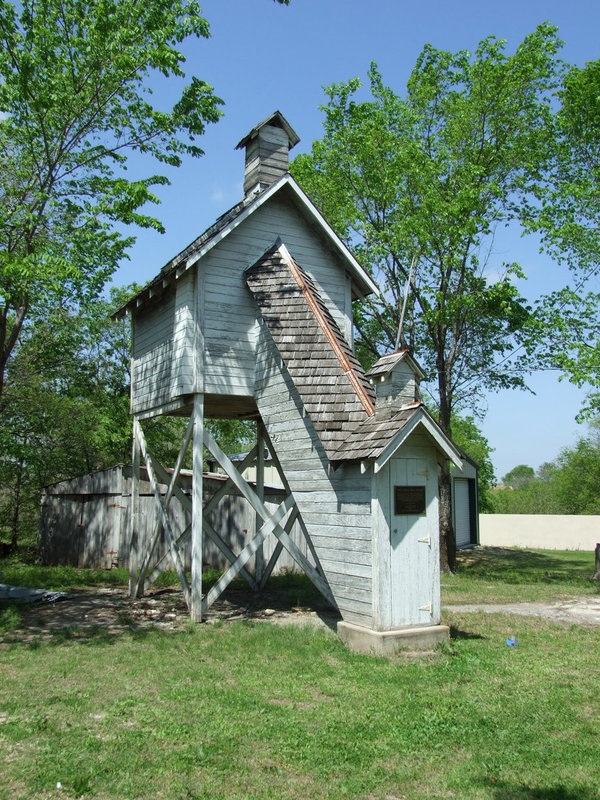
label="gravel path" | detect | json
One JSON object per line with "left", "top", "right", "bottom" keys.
{"left": 3, "top": 585, "right": 600, "bottom": 644}
{"left": 445, "top": 596, "right": 600, "bottom": 626}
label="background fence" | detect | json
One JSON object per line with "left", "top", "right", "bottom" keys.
{"left": 479, "top": 514, "right": 599, "bottom": 551}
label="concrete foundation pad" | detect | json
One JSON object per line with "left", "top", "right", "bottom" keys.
{"left": 338, "top": 621, "right": 450, "bottom": 655}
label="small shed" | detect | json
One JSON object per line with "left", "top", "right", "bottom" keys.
{"left": 113, "top": 112, "right": 464, "bottom": 653}
{"left": 452, "top": 453, "right": 479, "bottom": 549}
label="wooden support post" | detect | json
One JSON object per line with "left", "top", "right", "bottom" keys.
{"left": 191, "top": 394, "right": 204, "bottom": 621}
{"left": 593, "top": 542, "right": 600, "bottom": 581}
{"left": 128, "top": 420, "right": 141, "bottom": 597}
{"left": 255, "top": 421, "right": 266, "bottom": 586}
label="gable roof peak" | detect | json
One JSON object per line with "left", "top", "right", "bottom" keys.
{"left": 366, "top": 350, "right": 426, "bottom": 382}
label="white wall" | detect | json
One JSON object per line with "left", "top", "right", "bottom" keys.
{"left": 479, "top": 514, "right": 600, "bottom": 551}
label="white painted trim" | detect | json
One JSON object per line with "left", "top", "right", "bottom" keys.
{"left": 118, "top": 175, "right": 379, "bottom": 319}
{"left": 182, "top": 177, "right": 379, "bottom": 298}
{"left": 374, "top": 409, "right": 463, "bottom": 473}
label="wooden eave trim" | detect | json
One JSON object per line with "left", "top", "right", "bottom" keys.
{"left": 280, "top": 177, "right": 379, "bottom": 298}
{"left": 114, "top": 174, "right": 378, "bottom": 320}
{"left": 373, "top": 408, "right": 463, "bottom": 473}
{"left": 278, "top": 242, "right": 375, "bottom": 418}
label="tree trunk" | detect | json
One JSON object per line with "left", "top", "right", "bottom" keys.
{"left": 436, "top": 356, "right": 456, "bottom": 573}
{"left": 593, "top": 543, "right": 600, "bottom": 581}
{"left": 0, "top": 298, "right": 29, "bottom": 413}
{"left": 9, "top": 455, "right": 25, "bottom": 553}
{"left": 439, "top": 460, "right": 456, "bottom": 573}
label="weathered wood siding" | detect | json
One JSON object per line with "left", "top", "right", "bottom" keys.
{"left": 243, "top": 125, "right": 290, "bottom": 194}
{"left": 171, "top": 271, "right": 197, "bottom": 397}
{"left": 38, "top": 467, "right": 127, "bottom": 568}
{"left": 38, "top": 467, "right": 307, "bottom": 574}
{"left": 129, "top": 194, "right": 355, "bottom": 416}
{"left": 202, "top": 198, "right": 354, "bottom": 396}
{"left": 131, "top": 287, "right": 177, "bottom": 415}
{"left": 374, "top": 360, "right": 419, "bottom": 408}
{"left": 254, "top": 323, "right": 374, "bottom": 627}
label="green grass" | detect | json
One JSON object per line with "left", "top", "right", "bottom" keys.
{"left": 1, "top": 615, "right": 598, "bottom": 800}
{"left": 442, "top": 546, "right": 600, "bottom": 603}
{"left": 1, "top": 547, "right": 599, "bottom": 799}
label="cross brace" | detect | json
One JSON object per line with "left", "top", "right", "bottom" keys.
{"left": 129, "top": 413, "right": 336, "bottom": 618}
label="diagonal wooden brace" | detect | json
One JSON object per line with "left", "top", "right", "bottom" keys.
{"left": 202, "top": 494, "right": 295, "bottom": 612}
{"left": 144, "top": 523, "right": 191, "bottom": 590}
{"left": 151, "top": 456, "right": 257, "bottom": 589}
{"left": 259, "top": 426, "right": 335, "bottom": 605}
{"left": 135, "top": 416, "right": 194, "bottom": 597}
{"left": 134, "top": 419, "right": 191, "bottom": 608}
{"left": 204, "top": 429, "right": 336, "bottom": 608}
{"left": 204, "top": 446, "right": 258, "bottom": 516}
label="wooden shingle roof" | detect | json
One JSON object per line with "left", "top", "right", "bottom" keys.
{"left": 246, "top": 240, "right": 462, "bottom": 469}
{"left": 246, "top": 241, "right": 375, "bottom": 458}
{"left": 365, "top": 350, "right": 426, "bottom": 382}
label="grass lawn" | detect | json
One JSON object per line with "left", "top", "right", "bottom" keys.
{"left": 1, "top": 548, "right": 599, "bottom": 800}
{"left": 442, "top": 546, "right": 600, "bottom": 604}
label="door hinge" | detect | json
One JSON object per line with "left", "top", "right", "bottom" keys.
{"left": 417, "top": 535, "right": 431, "bottom": 545}
{"left": 419, "top": 603, "right": 432, "bottom": 613}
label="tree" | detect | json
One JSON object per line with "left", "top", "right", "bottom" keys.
{"left": 490, "top": 473, "right": 560, "bottom": 514}
{"left": 0, "top": 286, "right": 138, "bottom": 550}
{"left": 523, "top": 59, "right": 600, "bottom": 417}
{"left": 291, "top": 24, "right": 562, "bottom": 570}
{"left": 490, "top": 424, "right": 600, "bottom": 515}
{"left": 550, "top": 435, "right": 600, "bottom": 515}
{"left": 502, "top": 464, "right": 536, "bottom": 489}
{"left": 0, "top": 0, "right": 225, "bottom": 408}
{"left": 0, "top": 283, "right": 261, "bottom": 551}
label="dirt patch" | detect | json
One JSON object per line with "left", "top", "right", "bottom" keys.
{"left": 3, "top": 575, "right": 600, "bottom": 645}
{"left": 1, "top": 583, "right": 341, "bottom": 643}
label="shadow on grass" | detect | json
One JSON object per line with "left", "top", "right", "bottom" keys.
{"left": 0, "top": 610, "right": 174, "bottom": 651}
{"left": 488, "top": 779, "right": 599, "bottom": 800}
{"left": 449, "top": 624, "right": 486, "bottom": 640}
{"left": 0, "top": 573, "right": 340, "bottom": 650}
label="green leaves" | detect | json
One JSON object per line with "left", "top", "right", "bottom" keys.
{"left": 0, "top": 286, "right": 139, "bottom": 547}
{"left": 292, "top": 24, "right": 562, "bottom": 428}
{"left": 492, "top": 428, "right": 600, "bottom": 515}
{"left": 0, "top": 0, "right": 224, "bottom": 406}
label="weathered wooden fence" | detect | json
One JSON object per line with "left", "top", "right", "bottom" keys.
{"left": 38, "top": 465, "right": 307, "bottom": 573}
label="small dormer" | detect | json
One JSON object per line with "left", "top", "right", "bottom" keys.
{"left": 236, "top": 111, "right": 300, "bottom": 197}
{"left": 366, "top": 350, "right": 426, "bottom": 411}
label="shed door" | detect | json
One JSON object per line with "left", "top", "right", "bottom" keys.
{"left": 454, "top": 478, "right": 472, "bottom": 548}
{"left": 390, "top": 457, "right": 436, "bottom": 627}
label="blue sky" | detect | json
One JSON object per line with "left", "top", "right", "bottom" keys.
{"left": 112, "top": 0, "right": 600, "bottom": 480}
